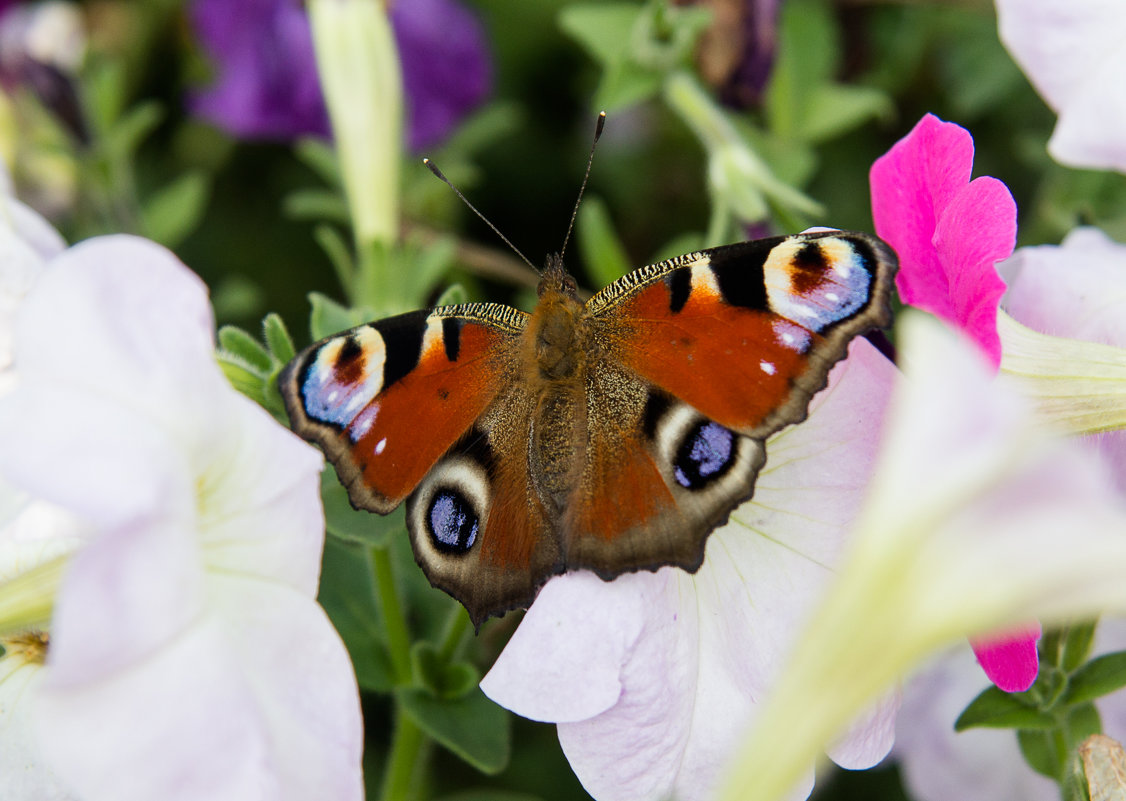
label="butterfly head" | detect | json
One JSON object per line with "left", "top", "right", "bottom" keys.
{"left": 537, "top": 253, "right": 578, "bottom": 300}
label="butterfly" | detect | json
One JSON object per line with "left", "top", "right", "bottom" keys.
{"left": 280, "top": 231, "right": 897, "bottom": 626}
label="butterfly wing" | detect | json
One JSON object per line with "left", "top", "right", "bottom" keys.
{"left": 280, "top": 303, "right": 527, "bottom": 512}
{"left": 563, "top": 231, "right": 897, "bottom": 574}
{"left": 280, "top": 303, "right": 566, "bottom": 624}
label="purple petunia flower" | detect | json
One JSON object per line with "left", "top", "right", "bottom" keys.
{"left": 189, "top": 0, "right": 491, "bottom": 151}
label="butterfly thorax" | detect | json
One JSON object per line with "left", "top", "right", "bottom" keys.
{"left": 531, "top": 257, "right": 584, "bottom": 381}
{"left": 524, "top": 257, "right": 592, "bottom": 511}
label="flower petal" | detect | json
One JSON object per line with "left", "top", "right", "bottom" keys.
{"left": 0, "top": 387, "right": 192, "bottom": 528}
{"left": 198, "top": 392, "right": 325, "bottom": 594}
{"left": 932, "top": 176, "right": 1015, "bottom": 367}
{"left": 189, "top": 0, "right": 330, "bottom": 140}
{"left": 0, "top": 660, "right": 74, "bottom": 801}
{"left": 969, "top": 625, "right": 1041, "bottom": 693}
{"left": 36, "top": 577, "right": 362, "bottom": 801}
{"left": 13, "top": 236, "right": 225, "bottom": 443}
{"left": 1000, "top": 227, "right": 1126, "bottom": 347}
{"left": 390, "top": 0, "right": 492, "bottom": 152}
{"left": 871, "top": 113, "right": 1014, "bottom": 367}
{"left": 996, "top": 0, "right": 1126, "bottom": 172}
{"left": 894, "top": 645, "right": 1058, "bottom": 801}
{"left": 43, "top": 517, "right": 203, "bottom": 688}
{"left": 870, "top": 113, "right": 973, "bottom": 307}
{"left": 481, "top": 569, "right": 655, "bottom": 723}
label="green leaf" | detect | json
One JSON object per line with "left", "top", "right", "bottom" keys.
{"left": 594, "top": 60, "right": 664, "bottom": 113}
{"left": 766, "top": 0, "right": 836, "bottom": 140}
{"left": 317, "top": 537, "right": 394, "bottom": 693}
{"left": 283, "top": 188, "right": 351, "bottom": 224}
{"left": 436, "top": 792, "right": 545, "bottom": 801}
{"left": 293, "top": 138, "right": 342, "bottom": 187}
{"left": 103, "top": 101, "right": 163, "bottom": 160}
{"left": 140, "top": 171, "right": 211, "bottom": 248}
{"left": 400, "top": 236, "right": 456, "bottom": 306}
{"left": 217, "top": 354, "right": 266, "bottom": 404}
{"left": 434, "top": 283, "right": 469, "bottom": 307}
{"left": 955, "top": 686, "right": 1057, "bottom": 731}
{"left": 396, "top": 686, "right": 511, "bottom": 774}
{"left": 1019, "top": 729, "right": 1066, "bottom": 780}
{"left": 313, "top": 225, "right": 356, "bottom": 298}
{"left": 321, "top": 467, "right": 400, "bottom": 547}
{"left": 799, "top": 84, "right": 892, "bottom": 144}
{"left": 1065, "top": 651, "right": 1126, "bottom": 705}
{"left": 578, "top": 195, "right": 632, "bottom": 286}
{"left": 262, "top": 313, "right": 296, "bottom": 364}
{"left": 558, "top": 3, "right": 642, "bottom": 67}
{"left": 1063, "top": 621, "right": 1099, "bottom": 673}
{"left": 217, "top": 325, "right": 272, "bottom": 372}
{"left": 410, "top": 641, "right": 480, "bottom": 699}
{"left": 650, "top": 232, "right": 705, "bottom": 265}
{"left": 308, "top": 291, "right": 372, "bottom": 341}
{"left": 1067, "top": 703, "right": 1103, "bottom": 748}
{"left": 558, "top": 3, "right": 663, "bottom": 112}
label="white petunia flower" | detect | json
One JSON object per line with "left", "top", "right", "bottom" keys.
{"left": 0, "top": 214, "right": 363, "bottom": 801}
{"left": 995, "top": 1, "right": 1126, "bottom": 173}
{"left": 716, "top": 313, "right": 1126, "bottom": 801}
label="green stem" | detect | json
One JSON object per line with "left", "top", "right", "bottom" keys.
{"left": 380, "top": 708, "right": 427, "bottom": 801}
{"left": 370, "top": 545, "right": 412, "bottom": 684}
{"left": 437, "top": 602, "right": 471, "bottom": 663}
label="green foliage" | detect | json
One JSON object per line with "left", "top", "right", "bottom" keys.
{"left": 397, "top": 686, "right": 512, "bottom": 775}
{"left": 956, "top": 622, "right": 1125, "bottom": 789}
{"left": 577, "top": 194, "right": 632, "bottom": 284}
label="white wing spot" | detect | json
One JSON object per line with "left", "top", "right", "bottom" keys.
{"left": 825, "top": 292, "right": 840, "bottom": 303}
{"left": 781, "top": 332, "right": 795, "bottom": 345}
{"left": 760, "top": 361, "right": 776, "bottom": 375}
{"left": 375, "top": 437, "right": 387, "bottom": 455}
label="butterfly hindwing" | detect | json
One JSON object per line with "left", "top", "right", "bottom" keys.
{"left": 562, "top": 361, "right": 766, "bottom": 578}
{"left": 279, "top": 303, "right": 526, "bottom": 513}
{"left": 404, "top": 384, "right": 562, "bottom": 624}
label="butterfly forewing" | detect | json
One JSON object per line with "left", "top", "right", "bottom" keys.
{"left": 279, "top": 303, "right": 527, "bottom": 513}
{"left": 586, "top": 231, "right": 896, "bottom": 437}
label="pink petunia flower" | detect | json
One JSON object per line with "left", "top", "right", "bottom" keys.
{"left": 870, "top": 113, "right": 1015, "bottom": 369}
{"left": 869, "top": 113, "right": 1036, "bottom": 693}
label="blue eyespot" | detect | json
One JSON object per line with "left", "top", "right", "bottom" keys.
{"left": 428, "top": 491, "right": 479, "bottom": 552}
{"left": 674, "top": 422, "right": 735, "bottom": 489}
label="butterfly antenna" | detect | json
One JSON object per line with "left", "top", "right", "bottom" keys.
{"left": 423, "top": 158, "right": 538, "bottom": 273}
{"left": 558, "top": 111, "right": 607, "bottom": 261}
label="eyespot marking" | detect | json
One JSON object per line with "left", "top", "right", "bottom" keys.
{"left": 428, "top": 490, "right": 479, "bottom": 552}
{"left": 673, "top": 421, "right": 736, "bottom": 489}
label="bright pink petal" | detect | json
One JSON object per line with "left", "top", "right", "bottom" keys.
{"left": 870, "top": 114, "right": 974, "bottom": 305}
{"left": 870, "top": 114, "right": 1015, "bottom": 369}
{"left": 932, "top": 177, "right": 1015, "bottom": 368}
{"left": 970, "top": 625, "right": 1042, "bottom": 693}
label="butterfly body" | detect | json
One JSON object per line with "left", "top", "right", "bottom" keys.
{"left": 280, "top": 231, "right": 897, "bottom": 625}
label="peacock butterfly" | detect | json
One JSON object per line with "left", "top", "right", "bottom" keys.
{"left": 279, "top": 226, "right": 897, "bottom": 625}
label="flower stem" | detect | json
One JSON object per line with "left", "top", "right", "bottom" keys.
{"left": 380, "top": 707, "right": 427, "bottom": 801}
{"left": 437, "top": 602, "right": 471, "bottom": 663}
{"left": 370, "top": 545, "right": 412, "bottom": 684}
